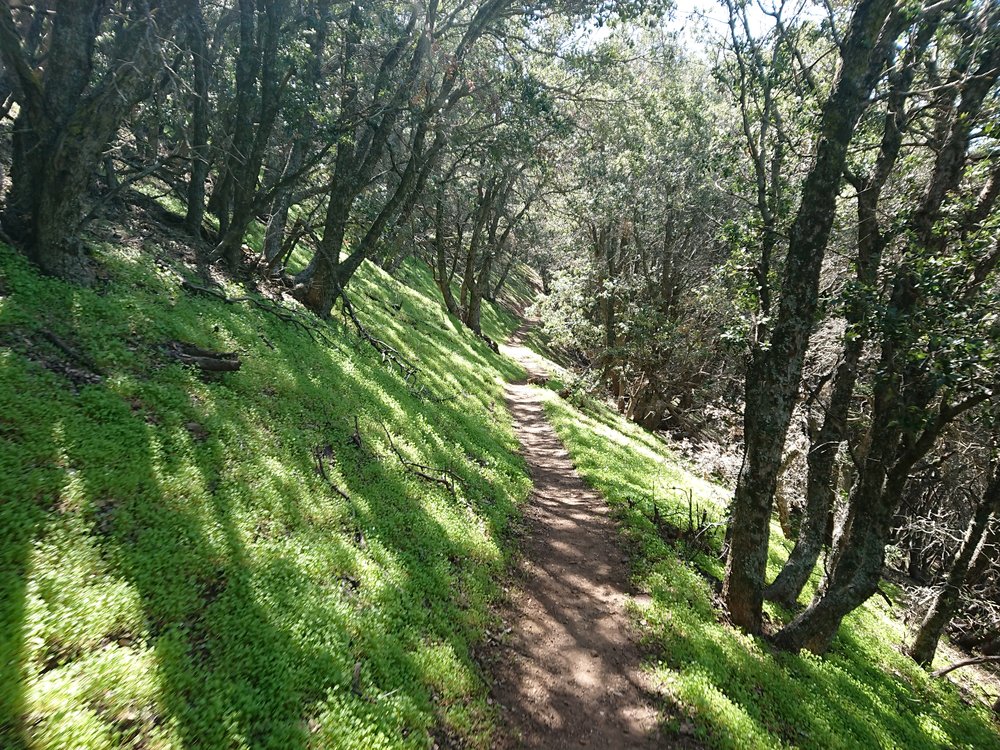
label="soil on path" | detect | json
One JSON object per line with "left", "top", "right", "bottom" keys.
{"left": 489, "top": 324, "right": 662, "bottom": 749}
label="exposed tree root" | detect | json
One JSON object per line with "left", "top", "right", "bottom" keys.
{"left": 182, "top": 278, "right": 340, "bottom": 349}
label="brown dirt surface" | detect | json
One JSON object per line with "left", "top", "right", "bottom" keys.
{"left": 488, "top": 324, "right": 663, "bottom": 749}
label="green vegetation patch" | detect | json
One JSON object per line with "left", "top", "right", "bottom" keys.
{"left": 540, "top": 389, "right": 1000, "bottom": 750}
{"left": 0, "top": 243, "right": 528, "bottom": 749}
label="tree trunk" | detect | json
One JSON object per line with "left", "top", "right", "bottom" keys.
{"left": 723, "top": 0, "right": 898, "bottom": 633}
{"left": 774, "top": 11, "right": 1000, "bottom": 651}
{"left": 908, "top": 469, "right": 1000, "bottom": 666}
{"left": 765, "top": 326, "right": 866, "bottom": 606}
{"left": 773, "top": 414, "right": 900, "bottom": 653}
{"left": 184, "top": 7, "right": 210, "bottom": 237}
{"left": 213, "top": 0, "right": 291, "bottom": 270}
{"left": 293, "top": 187, "right": 353, "bottom": 317}
{"left": 761, "top": 12, "right": 930, "bottom": 596}
{"left": 0, "top": 1, "right": 190, "bottom": 279}
{"left": 774, "top": 449, "right": 802, "bottom": 539}
{"left": 466, "top": 250, "right": 492, "bottom": 335}
{"left": 4, "top": 114, "right": 94, "bottom": 278}
{"left": 433, "top": 197, "right": 460, "bottom": 316}
{"left": 491, "top": 252, "right": 515, "bottom": 301}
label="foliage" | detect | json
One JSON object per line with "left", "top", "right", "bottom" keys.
{"left": 530, "top": 27, "right": 740, "bottom": 432}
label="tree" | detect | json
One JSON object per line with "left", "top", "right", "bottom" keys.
{"left": 722, "top": 0, "right": 901, "bottom": 633}
{"left": 290, "top": 0, "right": 483, "bottom": 316}
{"left": 764, "top": 8, "right": 945, "bottom": 608}
{"left": 0, "top": 0, "right": 192, "bottom": 280}
{"left": 908, "top": 458, "right": 1000, "bottom": 666}
{"left": 534, "top": 28, "right": 734, "bottom": 430}
{"left": 208, "top": 0, "right": 295, "bottom": 270}
{"left": 774, "top": 5, "right": 1000, "bottom": 652}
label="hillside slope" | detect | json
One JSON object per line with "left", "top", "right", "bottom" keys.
{"left": 0, "top": 238, "right": 530, "bottom": 750}
{"left": 537, "top": 386, "right": 1000, "bottom": 749}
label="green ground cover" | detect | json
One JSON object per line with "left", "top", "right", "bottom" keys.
{"left": 0, "top": 239, "right": 527, "bottom": 750}
{"left": 539, "top": 387, "right": 1000, "bottom": 750}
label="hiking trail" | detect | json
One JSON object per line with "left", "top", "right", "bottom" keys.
{"left": 489, "top": 323, "right": 662, "bottom": 748}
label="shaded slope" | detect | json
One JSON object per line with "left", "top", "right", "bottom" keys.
{"left": 0, "top": 241, "right": 529, "bottom": 750}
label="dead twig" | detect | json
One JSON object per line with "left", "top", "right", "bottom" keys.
{"left": 340, "top": 292, "right": 419, "bottom": 381}
{"left": 377, "top": 420, "right": 461, "bottom": 495}
{"left": 312, "top": 444, "right": 352, "bottom": 502}
{"left": 350, "top": 416, "right": 363, "bottom": 451}
{"left": 931, "top": 655, "right": 1000, "bottom": 678}
{"left": 40, "top": 329, "right": 105, "bottom": 377}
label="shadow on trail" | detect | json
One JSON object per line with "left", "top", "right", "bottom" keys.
{"left": 490, "top": 330, "right": 663, "bottom": 749}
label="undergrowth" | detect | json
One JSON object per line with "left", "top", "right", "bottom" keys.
{"left": 0, "top": 239, "right": 527, "bottom": 750}
{"left": 539, "top": 389, "right": 1000, "bottom": 750}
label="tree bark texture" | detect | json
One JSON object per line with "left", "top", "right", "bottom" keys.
{"left": 0, "top": 1, "right": 191, "bottom": 279}
{"left": 773, "top": 16, "right": 1000, "bottom": 651}
{"left": 723, "top": 0, "right": 898, "bottom": 633}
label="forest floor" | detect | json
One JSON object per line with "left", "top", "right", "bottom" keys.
{"left": 487, "top": 323, "right": 663, "bottom": 748}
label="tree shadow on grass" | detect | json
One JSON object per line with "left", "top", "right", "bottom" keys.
{"left": 541, "top": 393, "right": 1000, "bottom": 750}
{"left": 0, "top": 355, "right": 60, "bottom": 750}
{"left": 0, "top": 244, "right": 532, "bottom": 748}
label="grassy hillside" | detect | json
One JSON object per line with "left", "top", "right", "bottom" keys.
{"left": 0, "top": 239, "right": 529, "bottom": 750}
{"left": 538, "top": 388, "right": 1000, "bottom": 749}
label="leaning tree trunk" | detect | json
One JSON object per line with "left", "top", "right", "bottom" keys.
{"left": 765, "top": 314, "right": 865, "bottom": 606}
{"left": 908, "top": 469, "right": 1000, "bottom": 666}
{"left": 184, "top": 6, "right": 210, "bottom": 237}
{"left": 761, "top": 7, "right": 933, "bottom": 600}
{"left": 774, "top": 448, "right": 802, "bottom": 539}
{"left": 722, "top": 0, "right": 899, "bottom": 633}
{"left": 466, "top": 249, "right": 493, "bottom": 335}
{"left": 293, "top": 189, "right": 352, "bottom": 317}
{"left": 775, "top": 10, "right": 1000, "bottom": 652}
{"left": 263, "top": 138, "right": 307, "bottom": 269}
{"left": 773, "top": 409, "right": 902, "bottom": 653}
{"left": 491, "top": 252, "right": 515, "bottom": 301}
{"left": 433, "top": 197, "right": 460, "bottom": 316}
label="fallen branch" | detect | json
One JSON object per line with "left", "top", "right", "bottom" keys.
{"left": 167, "top": 341, "right": 241, "bottom": 372}
{"left": 182, "top": 279, "right": 340, "bottom": 349}
{"left": 378, "top": 420, "right": 460, "bottom": 495}
{"left": 340, "top": 292, "right": 419, "bottom": 382}
{"left": 40, "top": 329, "right": 105, "bottom": 377}
{"left": 931, "top": 655, "right": 1000, "bottom": 678}
{"left": 312, "top": 444, "right": 352, "bottom": 502}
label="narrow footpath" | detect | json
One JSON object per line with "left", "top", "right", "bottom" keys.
{"left": 490, "top": 324, "right": 662, "bottom": 749}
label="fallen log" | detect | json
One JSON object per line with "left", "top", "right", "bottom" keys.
{"left": 167, "top": 341, "right": 241, "bottom": 372}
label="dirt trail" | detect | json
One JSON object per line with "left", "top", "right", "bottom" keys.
{"left": 490, "top": 324, "right": 662, "bottom": 748}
